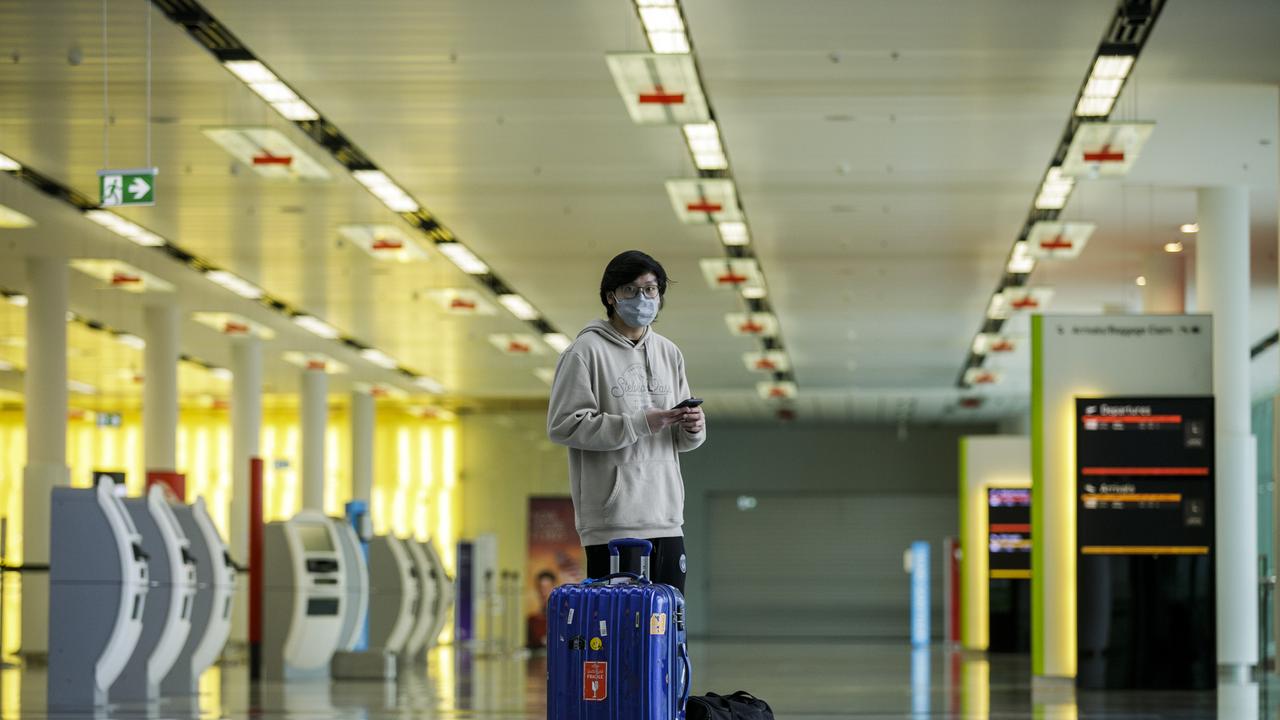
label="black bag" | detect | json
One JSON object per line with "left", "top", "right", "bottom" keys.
{"left": 686, "top": 691, "right": 774, "bottom": 720}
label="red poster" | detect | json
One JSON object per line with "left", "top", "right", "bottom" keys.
{"left": 583, "top": 661, "right": 607, "bottom": 701}
{"left": 526, "top": 496, "right": 585, "bottom": 648}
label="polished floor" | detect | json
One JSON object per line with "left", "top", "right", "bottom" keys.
{"left": 5, "top": 641, "right": 1277, "bottom": 718}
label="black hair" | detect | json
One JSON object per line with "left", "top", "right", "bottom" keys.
{"left": 599, "top": 250, "right": 669, "bottom": 318}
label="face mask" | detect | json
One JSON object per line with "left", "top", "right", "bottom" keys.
{"left": 614, "top": 294, "right": 659, "bottom": 328}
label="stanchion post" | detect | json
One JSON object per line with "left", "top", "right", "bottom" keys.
{"left": 248, "top": 457, "right": 264, "bottom": 681}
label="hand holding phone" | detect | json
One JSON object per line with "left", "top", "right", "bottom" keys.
{"left": 672, "top": 398, "right": 703, "bottom": 410}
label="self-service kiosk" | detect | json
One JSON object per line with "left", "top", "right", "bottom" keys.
{"left": 366, "top": 534, "right": 416, "bottom": 653}
{"left": 421, "top": 539, "right": 453, "bottom": 649}
{"left": 401, "top": 539, "right": 438, "bottom": 663}
{"left": 162, "top": 497, "right": 236, "bottom": 695}
{"left": 262, "top": 511, "right": 346, "bottom": 680}
{"left": 331, "top": 516, "right": 369, "bottom": 652}
{"left": 48, "top": 480, "right": 150, "bottom": 711}
{"left": 112, "top": 485, "right": 198, "bottom": 701}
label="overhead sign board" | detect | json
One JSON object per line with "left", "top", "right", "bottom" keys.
{"left": 98, "top": 167, "right": 157, "bottom": 207}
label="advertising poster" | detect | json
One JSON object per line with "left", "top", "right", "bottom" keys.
{"left": 525, "top": 496, "right": 585, "bottom": 648}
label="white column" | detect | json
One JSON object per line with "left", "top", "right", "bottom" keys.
{"left": 1195, "top": 185, "right": 1257, "bottom": 675}
{"left": 351, "top": 389, "right": 374, "bottom": 505}
{"left": 143, "top": 303, "right": 180, "bottom": 473}
{"left": 21, "top": 257, "right": 70, "bottom": 657}
{"left": 300, "top": 366, "right": 327, "bottom": 513}
{"left": 228, "top": 336, "right": 261, "bottom": 645}
{"left": 1141, "top": 250, "right": 1186, "bottom": 314}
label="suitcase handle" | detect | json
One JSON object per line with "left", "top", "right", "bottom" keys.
{"left": 586, "top": 571, "right": 650, "bottom": 585}
{"left": 608, "top": 538, "right": 652, "bottom": 578}
{"left": 677, "top": 642, "right": 691, "bottom": 716}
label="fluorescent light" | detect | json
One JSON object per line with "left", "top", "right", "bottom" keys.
{"left": 115, "top": 333, "right": 145, "bottom": 350}
{"left": 986, "top": 294, "right": 1009, "bottom": 320}
{"left": 223, "top": 60, "right": 277, "bottom": 84}
{"left": 648, "top": 31, "right": 690, "bottom": 54}
{"left": 5, "top": 294, "right": 26, "bottom": 308}
{"left": 361, "top": 347, "right": 398, "bottom": 369}
{"left": 437, "top": 242, "right": 489, "bottom": 274}
{"left": 741, "top": 286, "right": 767, "bottom": 300}
{"left": 639, "top": 5, "right": 684, "bottom": 32}
{"left": 413, "top": 376, "right": 445, "bottom": 394}
{"left": 352, "top": 169, "right": 419, "bottom": 213}
{"left": 498, "top": 294, "right": 539, "bottom": 321}
{"left": 1074, "top": 95, "right": 1116, "bottom": 117}
{"left": 210, "top": 367, "right": 233, "bottom": 381}
{"left": 718, "top": 221, "right": 749, "bottom": 246}
{"left": 1007, "top": 241, "right": 1036, "bottom": 275}
{"left": 534, "top": 367, "right": 556, "bottom": 385}
{"left": 205, "top": 270, "right": 264, "bottom": 300}
{"left": 67, "top": 380, "right": 97, "bottom": 395}
{"left": 1164, "top": 241, "right": 1184, "bottom": 253}
{"left": 683, "top": 122, "right": 728, "bottom": 170}
{"left": 1180, "top": 223, "right": 1199, "bottom": 234}
{"left": 272, "top": 100, "right": 319, "bottom": 122}
{"left": 1135, "top": 275, "right": 1147, "bottom": 287}
{"left": 637, "top": 0, "right": 677, "bottom": 6}
{"left": 0, "top": 204, "right": 35, "bottom": 228}
{"left": 1082, "top": 77, "right": 1123, "bottom": 99}
{"left": 0, "top": 153, "right": 20, "bottom": 171}
{"left": 84, "top": 210, "right": 165, "bottom": 246}
{"left": 543, "top": 333, "right": 572, "bottom": 354}
{"left": 0, "top": 360, "right": 13, "bottom": 372}
{"left": 1091, "top": 55, "right": 1135, "bottom": 80}
{"left": 292, "top": 314, "right": 340, "bottom": 339}
{"left": 1034, "top": 167, "right": 1074, "bottom": 210}
{"left": 248, "top": 80, "right": 298, "bottom": 104}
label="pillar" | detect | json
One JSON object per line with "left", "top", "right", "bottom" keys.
{"left": 300, "top": 366, "right": 327, "bottom": 513}
{"left": 1141, "top": 250, "right": 1186, "bottom": 314}
{"left": 228, "top": 336, "right": 261, "bottom": 644}
{"left": 143, "top": 304, "right": 180, "bottom": 474}
{"left": 351, "top": 389, "right": 374, "bottom": 505}
{"left": 21, "top": 257, "right": 70, "bottom": 656}
{"left": 1195, "top": 185, "right": 1257, "bottom": 676}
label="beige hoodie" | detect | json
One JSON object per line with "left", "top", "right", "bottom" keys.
{"left": 547, "top": 319, "right": 707, "bottom": 546}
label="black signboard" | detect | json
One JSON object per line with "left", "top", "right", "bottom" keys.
{"left": 1075, "top": 396, "right": 1215, "bottom": 690}
{"left": 988, "top": 487, "right": 1031, "bottom": 653}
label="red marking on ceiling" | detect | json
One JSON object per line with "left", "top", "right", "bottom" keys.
{"left": 111, "top": 273, "right": 142, "bottom": 286}
{"left": 507, "top": 341, "right": 532, "bottom": 354}
{"left": 959, "top": 397, "right": 984, "bottom": 409}
{"left": 637, "top": 85, "right": 685, "bottom": 105}
{"left": 754, "top": 359, "right": 778, "bottom": 371}
{"left": 716, "top": 272, "right": 748, "bottom": 285}
{"left": 370, "top": 387, "right": 388, "bottom": 398}
{"left": 1010, "top": 297, "right": 1040, "bottom": 310}
{"left": 1083, "top": 144, "right": 1125, "bottom": 163}
{"left": 371, "top": 238, "right": 404, "bottom": 251}
{"left": 1039, "top": 235, "right": 1074, "bottom": 251}
{"left": 212, "top": 399, "right": 230, "bottom": 411}
{"left": 767, "top": 387, "right": 789, "bottom": 399}
{"left": 971, "top": 372, "right": 997, "bottom": 384}
{"left": 990, "top": 340, "right": 1015, "bottom": 352}
{"left": 687, "top": 199, "right": 723, "bottom": 213}
{"left": 777, "top": 408, "right": 797, "bottom": 421}
{"left": 251, "top": 152, "right": 293, "bottom": 166}
{"left": 224, "top": 321, "right": 250, "bottom": 335}
{"left": 449, "top": 297, "right": 477, "bottom": 310}
{"left": 738, "top": 321, "right": 766, "bottom": 334}
{"left": 306, "top": 360, "right": 327, "bottom": 371}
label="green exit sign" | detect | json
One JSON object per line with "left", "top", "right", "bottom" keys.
{"left": 98, "top": 167, "right": 157, "bottom": 207}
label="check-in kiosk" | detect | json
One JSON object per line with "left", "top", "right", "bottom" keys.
{"left": 331, "top": 517, "right": 369, "bottom": 652}
{"left": 262, "top": 511, "right": 346, "bottom": 680}
{"left": 402, "top": 539, "right": 438, "bottom": 663}
{"left": 48, "top": 480, "right": 150, "bottom": 711}
{"left": 421, "top": 539, "right": 454, "bottom": 649}
{"left": 162, "top": 497, "right": 236, "bottom": 695}
{"left": 366, "top": 534, "right": 416, "bottom": 653}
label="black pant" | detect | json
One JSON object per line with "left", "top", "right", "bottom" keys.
{"left": 585, "top": 536, "right": 687, "bottom": 595}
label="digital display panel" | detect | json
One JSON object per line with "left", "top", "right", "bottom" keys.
{"left": 295, "top": 523, "right": 334, "bottom": 552}
{"left": 987, "top": 488, "right": 1030, "bottom": 580}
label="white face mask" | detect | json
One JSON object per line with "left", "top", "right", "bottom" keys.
{"left": 614, "top": 294, "right": 659, "bottom": 328}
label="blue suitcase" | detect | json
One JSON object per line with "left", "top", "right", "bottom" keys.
{"left": 547, "top": 538, "right": 690, "bottom": 719}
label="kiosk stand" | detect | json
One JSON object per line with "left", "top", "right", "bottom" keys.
{"left": 163, "top": 497, "right": 236, "bottom": 695}
{"left": 330, "top": 517, "right": 395, "bottom": 680}
{"left": 366, "top": 535, "right": 416, "bottom": 655}
{"left": 262, "top": 511, "right": 346, "bottom": 680}
{"left": 48, "top": 480, "right": 150, "bottom": 711}
{"left": 401, "top": 540, "right": 438, "bottom": 664}
{"left": 421, "top": 539, "right": 453, "bottom": 649}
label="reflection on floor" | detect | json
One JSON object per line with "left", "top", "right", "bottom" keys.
{"left": 4, "top": 641, "right": 1277, "bottom": 718}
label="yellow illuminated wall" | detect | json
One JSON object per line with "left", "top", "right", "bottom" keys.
{"left": 0, "top": 400, "right": 462, "bottom": 654}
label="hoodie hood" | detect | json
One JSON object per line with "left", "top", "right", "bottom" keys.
{"left": 576, "top": 318, "right": 652, "bottom": 349}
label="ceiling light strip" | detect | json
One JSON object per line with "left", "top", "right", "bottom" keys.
{"left": 628, "top": 0, "right": 796, "bottom": 391}
{"left": 955, "top": 0, "right": 1166, "bottom": 388}
{"left": 0, "top": 151, "right": 439, "bottom": 393}
{"left": 150, "top": 0, "right": 559, "bottom": 355}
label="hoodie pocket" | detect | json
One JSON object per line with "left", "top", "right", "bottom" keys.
{"left": 602, "top": 459, "right": 683, "bottom": 528}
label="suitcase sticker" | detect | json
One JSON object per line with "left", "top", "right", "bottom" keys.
{"left": 583, "top": 661, "right": 607, "bottom": 701}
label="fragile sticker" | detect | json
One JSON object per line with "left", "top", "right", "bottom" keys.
{"left": 650, "top": 612, "right": 668, "bottom": 635}
{"left": 583, "top": 661, "right": 607, "bottom": 701}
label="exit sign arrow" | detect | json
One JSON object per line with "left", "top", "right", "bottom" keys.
{"left": 98, "top": 167, "right": 157, "bottom": 207}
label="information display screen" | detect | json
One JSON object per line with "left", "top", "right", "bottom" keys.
{"left": 1074, "top": 396, "right": 1215, "bottom": 690}
{"left": 987, "top": 488, "right": 1030, "bottom": 580}
{"left": 295, "top": 523, "right": 334, "bottom": 553}
{"left": 1076, "top": 397, "right": 1213, "bottom": 555}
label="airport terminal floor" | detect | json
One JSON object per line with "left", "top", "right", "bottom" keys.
{"left": 3, "top": 643, "right": 1278, "bottom": 719}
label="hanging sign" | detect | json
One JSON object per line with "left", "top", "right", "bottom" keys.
{"left": 98, "top": 167, "right": 157, "bottom": 207}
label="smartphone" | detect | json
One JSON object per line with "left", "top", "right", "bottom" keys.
{"left": 672, "top": 398, "right": 704, "bottom": 410}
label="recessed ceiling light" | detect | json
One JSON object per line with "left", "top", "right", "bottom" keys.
{"left": 204, "top": 270, "right": 265, "bottom": 300}
{"left": 543, "top": 333, "right": 572, "bottom": 354}
{"left": 413, "top": 376, "right": 446, "bottom": 394}
{"left": 606, "top": 53, "right": 708, "bottom": 124}
{"left": 283, "top": 351, "right": 347, "bottom": 374}
{"left": 0, "top": 204, "right": 35, "bottom": 228}
{"left": 337, "top": 224, "right": 427, "bottom": 263}
{"left": 210, "top": 367, "right": 233, "bottom": 382}
{"left": 192, "top": 312, "right": 276, "bottom": 339}
{"left": 292, "top": 314, "right": 341, "bottom": 339}
{"left": 70, "top": 259, "right": 174, "bottom": 293}
{"left": 741, "top": 286, "right": 767, "bottom": 300}
{"left": 4, "top": 294, "right": 27, "bottom": 307}
{"left": 489, "top": 334, "right": 544, "bottom": 356}
{"left": 717, "top": 221, "right": 749, "bottom": 246}
{"left": 351, "top": 170, "right": 419, "bottom": 213}
{"left": 203, "top": 127, "right": 332, "bottom": 181}
{"left": 1180, "top": 223, "right": 1199, "bottom": 234}
{"left": 1135, "top": 275, "right": 1147, "bottom": 287}
{"left": 497, "top": 294, "right": 540, "bottom": 321}
{"left": 0, "top": 153, "right": 20, "bottom": 171}
{"left": 1164, "top": 241, "right": 1183, "bottom": 253}
{"left": 115, "top": 333, "right": 145, "bottom": 350}
{"left": 84, "top": 210, "right": 165, "bottom": 246}
{"left": 360, "top": 347, "right": 398, "bottom": 369}
{"left": 436, "top": 242, "right": 489, "bottom": 275}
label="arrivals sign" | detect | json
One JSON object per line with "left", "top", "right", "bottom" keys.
{"left": 987, "top": 488, "right": 1031, "bottom": 580}
{"left": 98, "top": 167, "right": 156, "bottom": 207}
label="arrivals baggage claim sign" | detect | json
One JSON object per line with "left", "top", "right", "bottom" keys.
{"left": 1030, "top": 314, "right": 1213, "bottom": 688}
